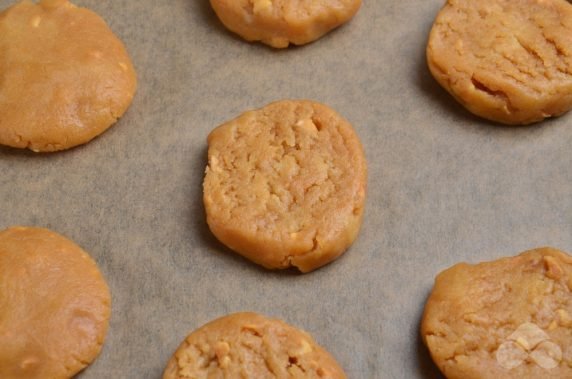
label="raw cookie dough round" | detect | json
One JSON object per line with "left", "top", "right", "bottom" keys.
{"left": 0, "top": 0, "right": 137, "bottom": 152}
{"left": 0, "top": 226, "right": 111, "bottom": 379}
{"left": 209, "top": 0, "right": 362, "bottom": 48}
{"left": 427, "top": 0, "right": 572, "bottom": 125}
{"left": 421, "top": 247, "right": 572, "bottom": 379}
{"left": 162, "top": 312, "right": 347, "bottom": 379}
{"left": 203, "top": 100, "right": 367, "bottom": 273}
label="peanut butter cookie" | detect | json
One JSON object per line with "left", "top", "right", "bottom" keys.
{"left": 0, "top": 0, "right": 137, "bottom": 152}
{"left": 203, "top": 100, "right": 367, "bottom": 273}
{"left": 0, "top": 226, "right": 111, "bottom": 379}
{"left": 421, "top": 247, "right": 572, "bottom": 379}
{"left": 209, "top": 0, "right": 362, "bottom": 48}
{"left": 427, "top": 0, "right": 572, "bottom": 125}
{"left": 162, "top": 312, "right": 347, "bottom": 379}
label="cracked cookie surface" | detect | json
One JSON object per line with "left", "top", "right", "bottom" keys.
{"left": 209, "top": 0, "right": 361, "bottom": 48}
{"left": 427, "top": 0, "right": 572, "bottom": 125}
{"left": 0, "top": 0, "right": 137, "bottom": 152}
{"left": 421, "top": 247, "right": 572, "bottom": 379}
{"left": 162, "top": 312, "right": 347, "bottom": 379}
{"left": 203, "top": 100, "right": 367, "bottom": 273}
{"left": 0, "top": 226, "right": 111, "bottom": 379}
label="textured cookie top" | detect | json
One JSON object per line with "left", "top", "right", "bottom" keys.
{"left": 209, "top": 0, "right": 362, "bottom": 48}
{"left": 162, "top": 312, "right": 347, "bottom": 379}
{"left": 0, "top": 226, "right": 111, "bottom": 379}
{"left": 0, "top": 0, "right": 137, "bottom": 152}
{"left": 427, "top": 0, "right": 572, "bottom": 125}
{"left": 421, "top": 247, "right": 572, "bottom": 379}
{"left": 203, "top": 100, "right": 367, "bottom": 272}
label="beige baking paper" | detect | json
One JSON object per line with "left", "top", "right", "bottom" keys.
{"left": 0, "top": 1, "right": 571, "bottom": 378}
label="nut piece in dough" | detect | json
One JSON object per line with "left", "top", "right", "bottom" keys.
{"left": 162, "top": 312, "right": 347, "bottom": 379}
{"left": 0, "top": 226, "right": 111, "bottom": 379}
{"left": 421, "top": 247, "right": 572, "bottom": 378}
{"left": 209, "top": 0, "right": 362, "bottom": 48}
{"left": 427, "top": 0, "right": 572, "bottom": 125}
{"left": 203, "top": 100, "right": 367, "bottom": 273}
{"left": 0, "top": 0, "right": 137, "bottom": 152}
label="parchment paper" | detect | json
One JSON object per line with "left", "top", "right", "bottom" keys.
{"left": 0, "top": 1, "right": 571, "bottom": 378}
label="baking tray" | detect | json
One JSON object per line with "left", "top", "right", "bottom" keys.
{"left": 0, "top": 0, "right": 571, "bottom": 378}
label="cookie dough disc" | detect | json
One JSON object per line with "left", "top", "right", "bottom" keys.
{"left": 203, "top": 100, "right": 367, "bottom": 273}
{"left": 209, "top": 0, "right": 362, "bottom": 48}
{"left": 0, "top": 0, "right": 137, "bottom": 152}
{"left": 163, "top": 312, "right": 347, "bottom": 379}
{"left": 427, "top": 0, "right": 572, "bottom": 125}
{"left": 421, "top": 247, "right": 572, "bottom": 379}
{"left": 0, "top": 226, "right": 111, "bottom": 379}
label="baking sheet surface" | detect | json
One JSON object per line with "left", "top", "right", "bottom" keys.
{"left": 1, "top": 1, "right": 571, "bottom": 378}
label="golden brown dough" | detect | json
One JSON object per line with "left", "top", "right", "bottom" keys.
{"left": 0, "top": 0, "right": 137, "bottom": 152}
{"left": 421, "top": 247, "right": 572, "bottom": 379}
{"left": 427, "top": 0, "right": 572, "bottom": 125}
{"left": 209, "top": 0, "right": 362, "bottom": 48}
{"left": 203, "top": 100, "right": 367, "bottom": 273}
{"left": 162, "top": 312, "right": 347, "bottom": 379}
{"left": 0, "top": 226, "right": 111, "bottom": 379}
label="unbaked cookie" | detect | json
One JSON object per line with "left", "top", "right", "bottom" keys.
{"left": 0, "top": 226, "right": 111, "bottom": 379}
{"left": 203, "top": 100, "right": 367, "bottom": 273}
{"left": 421, "top": 247, "right": 572, "bottom": 379}
{"left": 209, "top": 0, "right": 362, "bottom": 48}
{"left": 427, "top": 0, "right": 572, "bottom": 125}
{"left": 162, "top": 312, "right": 347, "bottom": 379}
{"left": 0, "top": 0, "right": 137, "bottom": 152}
